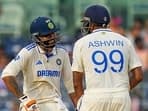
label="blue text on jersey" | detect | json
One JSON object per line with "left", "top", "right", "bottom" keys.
{"left": 88, "top": 40, "right": 124, "bottom": 48}
{"left": 37, "top": 70, "right": 60, "bottom": 77}
{"left": 92, "top": 49, "right": 124, "bottom": 74}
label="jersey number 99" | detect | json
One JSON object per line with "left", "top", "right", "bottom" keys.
{"left": 92, "top": 49, "right": 124, "bottom": 74}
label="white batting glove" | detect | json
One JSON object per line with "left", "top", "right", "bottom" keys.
{"left": 19, "top": 95, "right": 40, "bottom": 111}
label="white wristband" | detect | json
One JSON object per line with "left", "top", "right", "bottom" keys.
{"left": 19, "top": 95, "right": 29, "bottom": 103}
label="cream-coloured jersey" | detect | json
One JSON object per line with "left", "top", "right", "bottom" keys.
{"left": 72, "top": 29, "right": 142, "bottom": 90}
{"left": 2, "top": 43, "right": 74, "bottom": 102}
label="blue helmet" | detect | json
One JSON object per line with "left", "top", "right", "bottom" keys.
{"left": 30, "top": 16, "right": 59, "bottom": 37}
{"left": 84, "top": 4, "right": 110, "bottom": 26}
{"left": 81, "top": 5, "right": 110, "bottom": 35}
{"left": 30, "top": 16, "right": 59, "bottom": 49}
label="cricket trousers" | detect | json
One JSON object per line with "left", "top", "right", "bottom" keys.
{"left": 77, "top": 88, "right": 131, "bottom": 111}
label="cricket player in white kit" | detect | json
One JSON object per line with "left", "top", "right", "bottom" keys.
{"left": 1, "top": 16, "right": 74, "bottom": 111}
{"left": 71, "top": 5, "right": 143, "bottom": 111}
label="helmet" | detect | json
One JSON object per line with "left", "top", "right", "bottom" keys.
{"left": 84, "top": 4, "right": 110, "bottom": 26}
{"left": 30, "top": 16, "right": 59, "bottom": 49}
{"left": 30, "top": 16, "right": 59, "bottom": 36}
{"left": 81, "top": 4, "right": 110, "bottom": 34}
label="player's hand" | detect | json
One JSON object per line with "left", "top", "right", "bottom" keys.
{"left": 19, "top": 95, "right": 40, "bottom": 111}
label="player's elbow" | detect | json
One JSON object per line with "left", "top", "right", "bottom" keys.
{"left": 133, "top": 67, "right": 143, "bottom": 83}
{"left": 73, "top": 83, "right": 80, "bottom": 91}
{"left": 137, "top": 73, "right": 143, "bottom": 83}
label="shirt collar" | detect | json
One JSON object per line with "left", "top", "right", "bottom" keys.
{"left": 92, "top": 28, "right": 112, "bottom": 33}
{"left": 37, "top": 45, "right": 57, "bottom": 56}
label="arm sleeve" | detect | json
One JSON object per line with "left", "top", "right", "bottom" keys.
{"left": 71, "top": 41, "right": 84, "bottom": 72}
{"left": 62, "top": 51, "right": 74, "bottom": 94}
{"left": 128, "top": 42, "right": 142, "bottom": 71}
{"left": 1, "top": 48, "right": 28, "bottom": 77}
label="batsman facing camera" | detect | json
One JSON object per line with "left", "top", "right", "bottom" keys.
{"left": 1, "top": 16, "right": 74, "bottom": 111}
{"left": 30, "top": 16, "right": 59, "bottom": 51}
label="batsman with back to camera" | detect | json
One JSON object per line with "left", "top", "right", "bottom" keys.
{"left": 71, "top": 4, "right": 143, "bottom": 111}
{"left": 1, "top": 16, "right": 74, "bottom": 111}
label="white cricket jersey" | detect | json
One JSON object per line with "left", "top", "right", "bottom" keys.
{"left": 72, "top": 29, "right": 142, "bottom": 91}
{"left": 2, "top": 43, "right": 74, "bottom": 102}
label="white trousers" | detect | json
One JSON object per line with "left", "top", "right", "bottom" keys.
{"left": 77, "top": 88, "right": 131, "bottom": 111}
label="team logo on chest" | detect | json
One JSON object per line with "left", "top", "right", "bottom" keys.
{"left": 56, "top": 58, "right": 61, "bottom": 65}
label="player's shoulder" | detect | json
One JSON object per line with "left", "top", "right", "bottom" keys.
{"left": 78, "top": 34, "right": 91, "bottom": 41}
{"left": 74, "top": 34, "right": 88, "bottom": 44}
{"left": 19, "top": 42, "right": 36, "bottom": 55}
{"left": 111, "top": 31, "right": 132, "bottom": 44}
{"left": 24, "top": 42, "right": 37, "bottom": 51}
{"left": 74, "top": 34, "right": 92, "bottom": 48}
{"left": 56, "top": 45, "right": 68, "bottom": 53}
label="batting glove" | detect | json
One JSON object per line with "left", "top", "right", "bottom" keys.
{"left": 19, "top": 95, "right": 40, "bottom": 111}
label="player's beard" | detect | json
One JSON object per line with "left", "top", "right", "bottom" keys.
{"left": 38, "top": 38, "right": 57, "bottom": 53}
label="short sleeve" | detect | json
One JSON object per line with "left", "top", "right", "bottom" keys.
{"left": 1, "top": 48, "right": 29, "bottom": 77}
{"left": 128, "top": 42, "right": 142, "bottom": 71}
{"left": 71, "top": 41, "right": 84, "bottom": 72}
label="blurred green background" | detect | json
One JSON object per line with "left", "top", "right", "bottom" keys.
{"left": 0, "top": 0, "right": 147, "bottom": 36}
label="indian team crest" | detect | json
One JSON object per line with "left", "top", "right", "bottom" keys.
{"left": 56, "top": 58, "right": 61, "bottom": 65}
{"left": 48, "top": 22, "right": 54, "bottom": 29}
{"left": 45, "top": 19, "right": 54, "bottom": 29}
